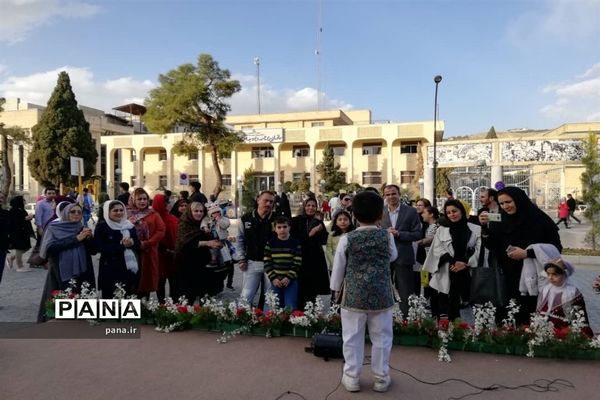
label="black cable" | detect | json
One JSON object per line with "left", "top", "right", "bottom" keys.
{"left": 273, "top": 391, "right": 308, "bottom": 400}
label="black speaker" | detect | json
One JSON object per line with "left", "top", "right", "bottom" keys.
{"left": 307, "top": 333, "right": 344, "bottom": 361}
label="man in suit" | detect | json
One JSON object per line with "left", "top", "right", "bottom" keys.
{"left": 381, "top": 184, "right": 422, "bottom": 317}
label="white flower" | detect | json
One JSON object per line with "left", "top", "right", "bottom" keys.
{"left": 470, "top": 302, "right": 496, "bottom": 341}
{"left": 407, "top": 295, "right": 430, "bottom": 323}
{"left": 526, "top": 313, "right": 555, "bottom": 357}
{"left": 113, "top": 283, "right": 126, "bottom": 300}
{"left": 437, "top": 322, "right": 453, "bottom": 363}
{"left": 501, "top": 298, "right": 520, "bottom": 329}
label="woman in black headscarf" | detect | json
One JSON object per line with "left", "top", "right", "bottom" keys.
{"left": 291, "top": 197, "right": 329, "bottom": 309}
{"left": 480, "top": 186, "right": 562, "bottom": 324}
{"left": 174, "top": 202, "right": 222, "bottom": 303}
{"left": 423, "top": 200, "right": 480, "bottom": 320}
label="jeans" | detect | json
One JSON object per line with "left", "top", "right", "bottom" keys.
{"left": 240, "top": 260, "right": 267, "bottom": 305}
{"left": 270, "top": 279, "right": 298, "bottom": 310}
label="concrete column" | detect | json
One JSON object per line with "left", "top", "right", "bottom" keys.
{"left": 491, "top": 164, "right": 503, "bottom": 187}
{"left": 386, "top": 140, "right": 394, "bottom": 185}
{"left": 311, "top": 144, "right": 318, "bottom": 193}
{"left": 424, "top": 166, "right": 434, "bottom": 204}
{"left": 273, "top": 143, "right": 281, "bottom": 192}
{"left": 166, "top": 147, "right": 173, "bottom": 189}
{"left": 136, "top": 148, "right": 144, "bottom": 190}
{"left": 347, "top": 139, "right": 354, "bottom": 184}
{"left": 198, "top": 146, "right": 205, "bottom": 185}
{"left": 106, "top": 148, "right": 114, "bottom": 197}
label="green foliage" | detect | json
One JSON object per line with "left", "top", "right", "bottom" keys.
{"left": 486, "top": 126, "right": 498, "bottom": 139}
{"left": 580, "top": 132, "right": 600, "bottom": 250}
{"left": 290, "top": 173, "right": 310, "bottom": 193}
{"left": 315, "top": 144, "right": 346, "bottom": 192}
{"left": 241, "top": 168, "right": 257, "bottom": 213}
{"left": 27, "top": 72, "right": 97, "bottom": 188}
{"left": 282, "top": 181, "right": 294, "bottom": 193}
{"left": 144, "top": 54, "right": 242, "bottom": 197}
{"left": 435, "top": 167, "right": 454, "bottom": 201}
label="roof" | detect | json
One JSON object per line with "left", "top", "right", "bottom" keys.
{"left": 112, "top": 103, "right": 147, "bottom": 116}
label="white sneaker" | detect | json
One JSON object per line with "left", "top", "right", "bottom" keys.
{"left": 373, "top": 375, "right": 391, "bottom": 392}
{"left": 341, "top": 373, "right": 360, "bottom": 392}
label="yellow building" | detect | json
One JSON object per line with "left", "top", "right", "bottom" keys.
{"left": 99, "top": 108, "right": 440, "bottom": 201}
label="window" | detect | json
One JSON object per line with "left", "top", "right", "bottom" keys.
{"left": 221, "top": 174, "right": 232, "bottom": 187}
{"left": 292, "top": 173, "right": 311, "bottom": 186}
{"left": 159, "top": 175, "right": 168, "bottom": 187}
{"left": 159, "top": 149, "right": 167, "bottom": 161}
{"left": 362, "top": 171, "right": 382, "bottom": 185}
{"left": 400, "top": 142, "right": 418, "bottom": 154}
{"left": 251, "top": 146, "right": 274, "bottom": 158}
{"left": 189, "top": 175, "right": 199, "bottom": 183}
{"left": 293, "top": 146, "right": 309, "bottom": 158}
{"left": 401, "top": 171, "right": 416, "bottom": 184}
{"left": 130, "top": 176, "right": 137, "bottom": 187}
{"left": 362, "top": 143, "right": 382, "bottom": 155}
{"left": 331, "top": 145, "right": 345, "bottom": 156}
{"left": 311, "top": 121, "right": 324, "bottom": 127}
{"left": 188, "top": 150, "right": 198, "bottom": 160}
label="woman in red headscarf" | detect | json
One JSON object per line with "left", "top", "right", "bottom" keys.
{"left": 128, "top": 188, "right": 165, "bottom": 297}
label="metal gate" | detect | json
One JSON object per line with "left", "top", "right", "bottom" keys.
{"left": 502, "top": 165, "right": 563, "bottom": 210}
{"left": 448, "top": 166, "right": 491, "bottom": 212}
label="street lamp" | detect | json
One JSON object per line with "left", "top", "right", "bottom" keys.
{"left": 237, "top": 175, "right": 244, "bottom": 218}
{"left": 432, "top": 75, "right": 442, "bottom": 205}
{"left": 254, "top": 57, "right": 261, "bottom": 115}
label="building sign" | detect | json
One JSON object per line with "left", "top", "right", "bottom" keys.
{"left": 426, "top": 143, "right": 492, "bottom": 167}
{"left": 241, "top": 128, "right": 284, "bottom": 144}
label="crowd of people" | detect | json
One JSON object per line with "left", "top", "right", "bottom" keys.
{"left": 0, "top": 180, "right": 598, "bottom": 393}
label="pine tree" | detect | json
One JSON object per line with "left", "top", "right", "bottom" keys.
{"left": 580, "top": 132, "right": 600, "bottom": 250}
{"left": 486, "top": 126, "right": 498, "bottom": 139}
{"left": 28, "top": 72, "right": 97, "bottom": 187}
{"left": 144, "top": 54, "right": 242, "bottom": 198}
{"left": 316, "top": 144, "right": 346, "bottom": 193}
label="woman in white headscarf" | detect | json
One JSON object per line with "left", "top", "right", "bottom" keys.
{"left": 37, "top": 203, "right": 96, "bottom": 322}
{"left": 94, "top": 200, "right": 140, "bottom": 298}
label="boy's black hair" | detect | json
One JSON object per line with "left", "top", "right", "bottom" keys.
{"left": 352, "top": 191, "right": 383, "bottom": 224}
{"left": 119, "top": 182, "right": 129, "bottom": 191}
{"left": 484, "top": 188, "right": 498, "bottom": 201}
{"left": 274, "top": 215, "right": 291, "bottom": 226}
{"left": 424, "top": 205, "right": 440, "bottom": 219}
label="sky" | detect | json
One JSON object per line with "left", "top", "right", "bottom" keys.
{"left": 0, "top": 0, "right": 599, "bottom": 136}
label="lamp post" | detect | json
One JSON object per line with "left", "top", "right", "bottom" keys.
{"left": 237, "top": 175, "right": 244, "bottom": 218}
{"left": 432, "top": 75, "right": 442, "bottom": 205}
{"left": 254, "top": 57, "right": 261, "bottom": 115}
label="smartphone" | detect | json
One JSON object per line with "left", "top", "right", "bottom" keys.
{"left": 506, "top": 245, "right": 516, "bottom": 253}
{"left": 487, "top": 212, "right": 501, "bottom": 222}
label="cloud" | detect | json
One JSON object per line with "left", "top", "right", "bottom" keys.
{"left": 506, "top": 0, "right": 600, "bottom": 45}
{"left": 0, "top": 0, "right": 100, "bottom": 44}
{"left": 0, "top": 66, "right": 155, "bottom": 111}
{"left": 229, "top": 74, "right": 353, "bottom": 115}
{"left": 541, "top": 62, "right": 600, "bottom": 122}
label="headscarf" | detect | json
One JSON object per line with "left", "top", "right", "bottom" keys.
{"left": 170, "top": 199, "right": 188, "bottom": 218}
{"left": 103, "top": 200, "right": 138, "bottom": 274}
{"left": 495, "top": 186, "right": 561, "bottom": 250}
{"left": 443, "top": 199, "right": 471, "bottom": 262}
{"left": 39, "top": 203, "right": 87, "bottom": 282}
{"left": 128, "top": 188, "right": 155, "bottom": 241}
{"left": 153, "top": 193, "right": 178, "bottom": 250}
{"left": 301, "top": 197, "right": 321, "bottom": 231}
{"left": 53, "top": 201, "right": 71, "bottom": 222}
{"left": 174, "top": 202, "right": 206, "bottom": 254}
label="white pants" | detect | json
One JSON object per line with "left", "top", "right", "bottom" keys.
{"left": 240, "top": 261, "right": 267, "bottom": 305}
{"left": 341, "top": 308, "right": 393, "bottom": 379}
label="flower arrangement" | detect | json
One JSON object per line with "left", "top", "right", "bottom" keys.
{"left": 43, "top": 286, "right": 600, "bottom": 361}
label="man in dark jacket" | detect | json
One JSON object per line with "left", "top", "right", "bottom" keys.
{"left": 566, "top": 194, "right": 581, "bottom": 224}
{"left": 189, "top": 182, "right": 208, "bottom": 205}
{"left": 235, "top": 191, "right": 276, "bottom": 307}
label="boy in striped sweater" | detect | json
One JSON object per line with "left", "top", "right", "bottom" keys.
{"left": 263, "top": 216, "right": 302, "bottom": 310}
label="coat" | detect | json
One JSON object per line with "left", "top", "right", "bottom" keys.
{"left": 380, "top": 204, "right": 422, "bottom": 267}
{"left": 9, "top": 208, "right": 34, "bottom": 250}
{"left": 130, "top": 211, "right": 165, "bottom": 293}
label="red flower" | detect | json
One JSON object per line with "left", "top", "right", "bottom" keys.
{"left": 438, "top": 319, "right": 450, "bottom": 330}
{"left": 193, "top": 304, "right": 202, "bottom": 313}
{"left": 236, "top": 308, "right": 246, "bottom": 316}
{"left": 291, "top": 310, "right": 305, "bottom": 318}
{"left": 458, "top": 322, "right": 470, "bottom": 330}
{"left": 50, "top": 290, "right": 62, "bottom": 297}
{"left": 177, "top": 306, "right": 188, "bottom": 313}
{"left": 254, "top": 308, "right": 263, "bottom": 316}
{"left": 554, "top": 326, "right": 570, "bottom": 339}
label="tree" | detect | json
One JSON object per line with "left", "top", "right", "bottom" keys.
{"left": 580, "top": 132, "right": 600, "bottom": 250}
{"left": 0, "top": 98, "right": 28, "bottom": 198}
{"left": 144, "top": 54, "right": 242, "bottom": 198}
{"left": 241, "top": 167, "right": 257, "bottom": 213}
{"left": 435, "top": 167, "right": 454, "bottom": 202}
{"left": 316, "top": 144, "right": 346, "bottom": 193}
{"left": 486, "top": 126, "right": 498, "bottom": 139}
{"left": 28, "top": 72, "right": 97, "bottom": 188}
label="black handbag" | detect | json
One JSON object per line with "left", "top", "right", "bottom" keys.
{"left": 470, "top": 249, "right": 508, "bottom": 307}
